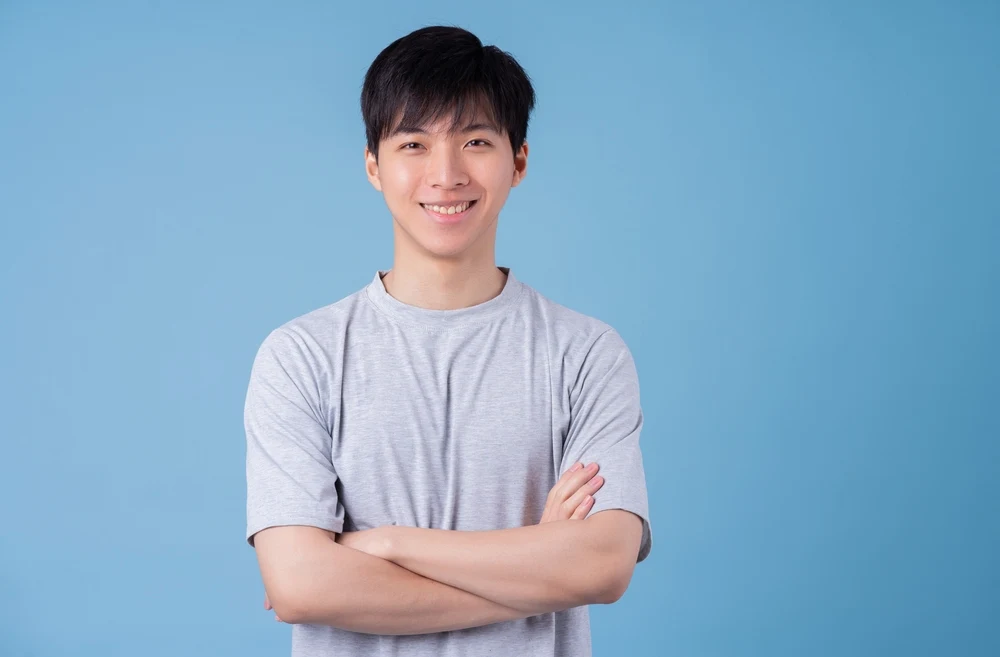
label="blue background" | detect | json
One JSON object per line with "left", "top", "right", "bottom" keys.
{"left": 1, "top": 1, "right": 997, "bottom": 655}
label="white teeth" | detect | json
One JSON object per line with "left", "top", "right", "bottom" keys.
{"left": 423, "top": 201, "right": 472, "bottom": 214}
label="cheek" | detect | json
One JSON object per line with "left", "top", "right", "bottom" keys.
{"left": 465, "top": 157, "right": 507, "bottom": 186}
{"left": 379, "top": 160, "right": 420, "bottom": 192}
{"left": 479, "top": 163, "right": 516, "bottom": 200}
{"left": 396, "top": 166, "right": 423, "bottom": 190}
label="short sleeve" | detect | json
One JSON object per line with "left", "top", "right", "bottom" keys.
{"left": 562, "top": 329, "right": 653, "bottom": 563}
{"left": 244, "top": 327, "right": 345, "bottom": 547}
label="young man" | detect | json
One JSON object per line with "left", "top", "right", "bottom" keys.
{"left": 245, "top": 25, "right": 652, "bottom": 656}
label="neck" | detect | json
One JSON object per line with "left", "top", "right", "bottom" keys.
{"left": 381, "top": 259, "right": 508, "bottom": 311}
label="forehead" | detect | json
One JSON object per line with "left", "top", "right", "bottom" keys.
{"left": 386, "top": 103, "right": 502, "bottom": 140}
{"left": 390, "top": 118, "right": 499, "bottom": 138}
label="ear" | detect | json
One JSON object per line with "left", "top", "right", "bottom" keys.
{"left": 511, "top": 140, "right": 529, "bottom": 188}
{"left": 365, "top": 146, "right": 383, "bottom": 192}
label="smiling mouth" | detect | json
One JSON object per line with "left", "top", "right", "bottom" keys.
{"left": 421, "top": 199, "right": 478, "bottom": 221}
{"left": 420, "top": 200, "right": 477, "bottom": 214}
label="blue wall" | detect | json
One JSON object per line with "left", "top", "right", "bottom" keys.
{"left": 1, "top": 1, "right": 997, "bottom": 654}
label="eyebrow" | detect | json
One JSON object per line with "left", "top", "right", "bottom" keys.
{"left": 388, "top": 121, "right": 500, "bottom": 139}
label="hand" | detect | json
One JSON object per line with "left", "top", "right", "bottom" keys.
{"left": 539, "top": 461, "right": 604, "bottom": 523}
{"left": 335, "top": 526, "right": 392, "bottom": 559}
{"left": 262, "top": 467, "right": 602, "bottom": 619}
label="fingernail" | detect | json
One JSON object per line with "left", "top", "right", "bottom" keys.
{"left": 571, "top": 462, "right": 582, "bottom": 471}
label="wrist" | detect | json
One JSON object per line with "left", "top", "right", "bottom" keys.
{"left": 379, "top": 525, "right": 400, "bottom": 561}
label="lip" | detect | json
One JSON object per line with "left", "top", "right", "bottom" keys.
{"left": 421, "top": 199, "right": 478, "bottom": 224}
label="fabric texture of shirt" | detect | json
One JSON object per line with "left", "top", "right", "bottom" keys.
{"left": 245, "top": 266, "right": 653, "bottom": 656}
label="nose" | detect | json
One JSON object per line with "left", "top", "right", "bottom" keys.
{"left": 425, "top": 144, "right": 469, "bottom": 189}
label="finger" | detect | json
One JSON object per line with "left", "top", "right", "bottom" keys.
{"left": 547, "top": 462, "right": 583, "bottom": 502}
{"left": 562, "top": 474, "right": 604, "bottom": 513}
{"left": 550, "top": 462, "right": 592, "bottom": 502}
{"left": 570, "top": 495, "right": 595, "bottom": 519}
{"left": 552, "top": 462, "right": 600, "bottom": 505}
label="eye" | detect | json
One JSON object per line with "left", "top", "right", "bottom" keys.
{"left": 468, "top": 139, "right": 491, "bottom": 147}
{"left": 401, "top": 142, "right": 423, "bottom": 150}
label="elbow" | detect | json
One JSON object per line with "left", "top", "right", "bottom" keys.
{"left": 254, "top": 526, "right": 346, "bottom": 625}
{"left": 568, "top": 546, "right": 637, "bottom": 606}
{"left": 567, "top": 566, "right": 630, "bottom": 607}
{"left": 277, "top": 603, "right": 310, "bottom": 626}
{"left": 268, "top": 558, "right": 343, "bottom": 625}
{"left": 597, "top": 573, "right": 630, "bottom": 604}
{"left": 580, "top": 510, "right": 645, "bottom": 605}
{"left": 273, "top": 573, "right": 349, "bottom": 625}
{"left": 593, "top": 563, "right": 635, "bottom": 605}
{"left": 272, "top": 565, "right": 357, "bottom": 625}
{"left": 267, "top": 582, "right": 311, "bottom": 625}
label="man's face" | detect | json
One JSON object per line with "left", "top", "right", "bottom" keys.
{"left": 365, "top": 111, "right": 528, "bottom": 260}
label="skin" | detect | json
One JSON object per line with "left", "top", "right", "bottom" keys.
{"left": 265, "top": 462, "right": 604, "bottom": 620}
{"left": 262, "top": 106, "right": 608, "bottom": 621}
{"left": 363, "top": 109, "right": 529, "bottom": 311}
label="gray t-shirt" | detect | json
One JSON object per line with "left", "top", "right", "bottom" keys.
{"left": 245, "top": 266, "right": 652, "bottom": 657}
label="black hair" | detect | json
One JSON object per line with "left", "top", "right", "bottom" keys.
{"left": 361, "top": 25, "right": 536, "bottom": 161}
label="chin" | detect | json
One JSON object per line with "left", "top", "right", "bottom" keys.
{"left": 418, "top": 237, "right": 479, "bottom": 259}
{"left": 393, "top": 211, "right": 491, "bottom": 257}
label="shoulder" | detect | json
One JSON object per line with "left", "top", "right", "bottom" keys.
{"left": 514, "top": 282, "right": 637, "bottom": 394}
{"left": 253, "top": 285, "right": 369, "bottom": 362}
{"left": 517, "top": 282, "right": 623, "bottom": 350}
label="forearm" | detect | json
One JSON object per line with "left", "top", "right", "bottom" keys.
{"left": 284, "top": 534, "right": 537, "bottom": 634}
{"left": 383, "top": 519, "right": 619, "bottom": 614}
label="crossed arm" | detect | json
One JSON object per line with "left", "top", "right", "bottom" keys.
{"left": 254, "top": 507, "right": 644, "bottom": 634}
{"left": 341, "top": 509, "right": 644, "bottom": 612}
